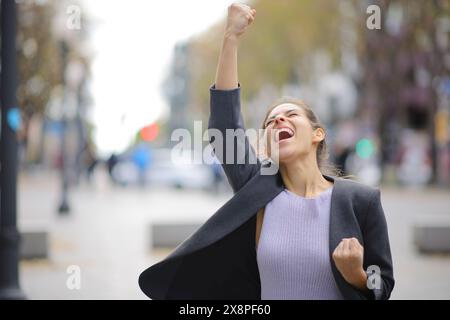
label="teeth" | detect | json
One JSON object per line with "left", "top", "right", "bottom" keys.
{"left": 276, "top": 127, "right": 294, "bottom": 142}
{"left": 280, "top": 128, "right": 294, "bottom": 136}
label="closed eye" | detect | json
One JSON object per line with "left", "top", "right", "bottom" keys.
{"left": 265, "top": 113, "right": 298, "bottom": 127}
{"left": 265, "top": 119, "right": 274, "bottom": 127}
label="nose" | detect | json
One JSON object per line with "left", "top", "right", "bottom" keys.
{"left": 274, "top": 114, "right": 286, "bottom": 124}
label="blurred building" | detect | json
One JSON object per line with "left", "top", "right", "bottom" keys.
{"left": 163, "top": 42, "right": 191, "bottom": 146}
{"left": 358, "top": 0, "right": 450, "bottom": 186}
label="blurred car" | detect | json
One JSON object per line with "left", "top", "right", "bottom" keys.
{"left": 112, "top": 148, "right": 215, "bottom": 190}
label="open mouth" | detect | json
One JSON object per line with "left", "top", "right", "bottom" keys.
{"left": 276, "top": 127, "right": 294, "bottom": 143}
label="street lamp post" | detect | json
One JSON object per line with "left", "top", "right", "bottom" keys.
{"left": 58, "top": 41, "right": 70, "bottom": 215}
{"left": 0, "top": 0, "right": 26, "bottom": 299}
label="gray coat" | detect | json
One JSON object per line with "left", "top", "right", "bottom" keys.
{"left": 139, "top": 85, "right": 394, "bottom": 300}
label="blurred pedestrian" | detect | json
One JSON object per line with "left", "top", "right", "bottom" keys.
{"left": 85, "top": 145, "right": 99, "bottom": 184}
{"left": 107, "top": 153, "right": 119, "bottom": 185}
{"left": 131, "top": 144, "right": 152, "bottom": 187}
{"left": 334, "top": 144, "right": 353, "bottom": 176}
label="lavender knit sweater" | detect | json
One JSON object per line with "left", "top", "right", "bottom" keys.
{"left": 256, "top": 186, "right": 343, "bottom": 300}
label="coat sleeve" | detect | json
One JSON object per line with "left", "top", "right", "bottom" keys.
{"left": 208, "top": 84, "right": 261, "bottom": 192}
{"left": 360, "top": 188, "right": 395, "bottom": 300}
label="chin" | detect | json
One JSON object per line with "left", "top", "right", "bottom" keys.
{"left": 274, "top": 146, "right": 297, "bottom": 164}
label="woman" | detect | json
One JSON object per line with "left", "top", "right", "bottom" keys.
{"left": 139, "top": 3, "right": 394, "bottom": 300}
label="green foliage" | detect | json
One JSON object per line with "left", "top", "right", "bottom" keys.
{"left": 16, "top": 1, "right": 63, "bottom": 118}
{"left": 188, "top": 0, "right": 343, "bottom": 110}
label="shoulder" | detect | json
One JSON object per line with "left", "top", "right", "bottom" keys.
{"left": 335, "top": 176, "right": 380, "bottom": 204}
{"left": 335, "top": 177, "right": 384, "bottom": 231}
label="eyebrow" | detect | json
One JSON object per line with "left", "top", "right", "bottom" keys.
{"left": 266, "top": 108, "right": 299, "bottom": 122}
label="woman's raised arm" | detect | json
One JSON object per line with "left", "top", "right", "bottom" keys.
{"left": 215, "top": 4, "right": 255, "bottom": 89}
{"left": 208, "top": 4, "right": 259, "bottom": 193}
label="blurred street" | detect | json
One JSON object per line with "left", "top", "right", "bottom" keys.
{"left": 1, "top": 0, "right": 449, "bottom": 301}
{"left": 18, "top": 168, "right": 231, "bottom": 299}
{"left": 18, "top": 169, "right": 450, "bottom": 299}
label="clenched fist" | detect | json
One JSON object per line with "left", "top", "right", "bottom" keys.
{"left": 225, "top": 3, "right": 256, "bottom": 39}
{"left": 332, "top": 237, "right": 367, "bottom": 291}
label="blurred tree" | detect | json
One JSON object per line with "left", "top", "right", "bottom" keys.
{"left": 15, "top": 0, "right": 91, "bottom": 165}
{"left": 355, "top": 0, "right": 450, "bottom": 184}
{"left": 17, "top": 2, "right": 62, "bottom": 120}
{"left": 187, "top": 0, "right": 343, "bottom": 117}
{"left": 16, "top": 1, "right": 62, "bottom": 166}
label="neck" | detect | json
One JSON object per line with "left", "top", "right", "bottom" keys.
{"left": 279, "top": 153, "right": 333, "bottom": 198}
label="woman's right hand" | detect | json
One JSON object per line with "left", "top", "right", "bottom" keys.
{"left": 225, "top": 3, "right": 256, "bottom": 39}
{"left": 214, "top": 3, "right": 255, "bottom": 89}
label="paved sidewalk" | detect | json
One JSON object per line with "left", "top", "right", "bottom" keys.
{"left": 18, "top": 170, "right": 450, "bottom": 299}
{"left": 18, "top": 169, "right": 230, "bottom": 299}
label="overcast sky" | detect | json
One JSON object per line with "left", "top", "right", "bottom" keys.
{"left": 82, "top": 0, "right": 242, "bottom": 156}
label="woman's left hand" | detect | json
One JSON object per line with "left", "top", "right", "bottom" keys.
{"left": 332, "top": 237, "right": 367, "bottom": 291}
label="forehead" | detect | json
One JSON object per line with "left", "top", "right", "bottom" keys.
{"left": 267, "top": 103, "right": 303, "bottom": 119}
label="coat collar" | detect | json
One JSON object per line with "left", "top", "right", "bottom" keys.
{"left": 146, "top": 166, "right": 365, "bottom": 299}
{"left": 167, "top": 168, "right": 342, "bottom": 261}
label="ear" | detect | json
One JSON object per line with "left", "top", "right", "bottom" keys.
{"left": 312, "top": 127, "right": 325, "bottom": 143}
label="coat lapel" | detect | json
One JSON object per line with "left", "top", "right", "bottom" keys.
{"left": 328, "top": 177, "right": 366, "bottom": 299}
{"left": 166, "top": 166, "right": 285, "bottom": 261}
